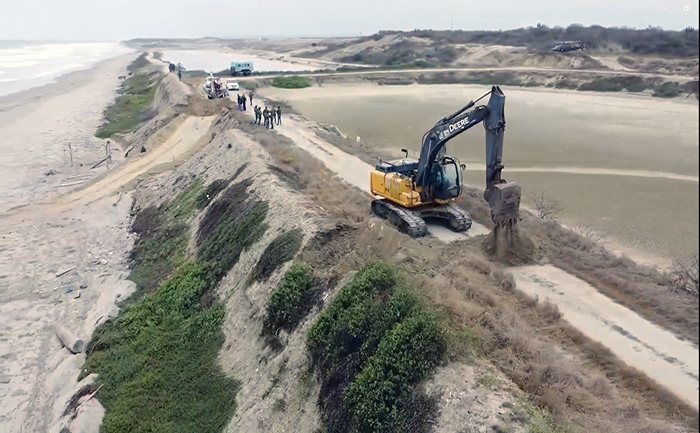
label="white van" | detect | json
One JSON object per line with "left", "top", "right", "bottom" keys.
{"left": 226, "top": 79, "right": 240, "bottom": 91}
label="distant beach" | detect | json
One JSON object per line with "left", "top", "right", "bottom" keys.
{"left": 0, "top": 41, "right": 134, "bottom": 96}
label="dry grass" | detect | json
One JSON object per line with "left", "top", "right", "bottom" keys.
{"left": 230, "top": 110, "right": 698, "bottom": 433}
{"left": 232, "top": 111, "right": 370, "bottom": 227}
{"left": 409, "top": 245, "right": 697, "bottom": 433}
{"left": 459, "top": 186, "right": 699, "bottom": 346}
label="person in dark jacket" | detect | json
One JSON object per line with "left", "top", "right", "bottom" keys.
{"left": 249, "top": 91, "right": 254, "bottom": 106}
{"left": 276, "top": 106, "right": 282, "bottom": 125}
{"left": 263, "top": 107, "right": 270, "bottom": 128}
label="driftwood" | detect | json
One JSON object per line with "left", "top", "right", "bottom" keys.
{"left": 55, "top": 266, "right": 76, "bottom": 277}
{"left": 113, "top": 192, "right": 123, "bottom": 207}
{"left": 75, "top": 384, "right": 103, "bottom": 412}
{"left": 55, "top": 325, "right": 85, "bottom": 354}
{"left": 58, "top": 181, "right": 84, "bottom": 188}
{"left": 90, "top": 157, "right": 109, "bottom": 170}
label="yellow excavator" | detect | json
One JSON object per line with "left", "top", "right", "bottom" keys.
{"left": 370, "top": 86, "right": 521, "bottom": 237}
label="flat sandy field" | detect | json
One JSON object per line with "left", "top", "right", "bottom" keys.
{"left": 259, "top": 83, "right": 700, "bottom": 260}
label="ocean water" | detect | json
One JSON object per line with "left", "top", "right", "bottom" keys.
{"left": 0, "top": 41, "right": 134, "bottom": 96}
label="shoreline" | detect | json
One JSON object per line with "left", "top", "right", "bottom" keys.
{"left": 0, "top": 53, "right": 695, "bottom": 432}
{"left": 0, "top": 52, "right": 136, "bottom": 117}
{"left": 0, "top": 51, "right": 146, "bottom": 431}
{"left": 0, "top": 53, "right": 139, "bottom": 214}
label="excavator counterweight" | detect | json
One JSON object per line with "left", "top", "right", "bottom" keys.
{"left": 370, "top": 86, "right": 521, "bottom": 237}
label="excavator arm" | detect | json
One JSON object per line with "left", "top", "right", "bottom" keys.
{"left": 414, "top": 86, "right": 520, "bottom": 226}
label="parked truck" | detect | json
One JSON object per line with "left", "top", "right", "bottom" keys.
{"left": 230, "top": 61, "right": 254, "bottom": 76}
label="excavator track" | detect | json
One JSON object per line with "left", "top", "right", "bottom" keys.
{"left": 372, "top": 199, "right": 428, "bottom": 238}
{"left": 441, "top": 202, "right": 472, "bottom": 232}
{"left": 416, "top": 202, "right": 473, "bottom": 233}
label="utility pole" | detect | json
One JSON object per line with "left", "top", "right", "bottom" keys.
{"left": 451, "top": 19, "right": 454, "bottom": 31}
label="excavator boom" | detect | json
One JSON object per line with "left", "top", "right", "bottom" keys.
{"left": 370, "top": 86, "right": 521, "bottom": 236}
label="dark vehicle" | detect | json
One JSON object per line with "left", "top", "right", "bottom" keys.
{"left": 551, "top": 41, "right": 586, "bottom": 52}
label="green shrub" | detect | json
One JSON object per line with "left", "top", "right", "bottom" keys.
{"left": 271, "top": 76, "right": 312, "bottom": 89}
{"left": 129, "top": 221, "right": 189, "bottom": 295}
{"left": 129, "top": 179, "right": 207, "bottom": 295}
{"left": 82, "top": 262, "right": 239, "bottom": 433}
{"left": 345, "top": 312, "right": 445, "bottom": 433}
{"left": 128, "top": 181, "right": 200, "bottom": 294}
{"left": 306, "top": 262, "right": 444, "bottom": 433}
{"left": 196, "top": 179, "right": 230, "bottom": 210}
{"left": 248, "top": 228, "right": 305, "bottom": 285}
{"left": 165, "top": 178, "right": 205, "bottom": 218}
{"left": 95, "top": 71, "right": 159, "bottom": 138}
{"left": 196, "top": 179, "right": 269, "bottom": 282}
{"left": 265, "top": 264, "right": 317, "bottom": 332}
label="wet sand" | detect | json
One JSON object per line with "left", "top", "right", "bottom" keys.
{"left": 259, "top": 83, "right": 699, "bottom": 260}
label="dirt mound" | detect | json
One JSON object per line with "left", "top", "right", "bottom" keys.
{"left": 482, "top": 225, "right": 541, "bottom": 266}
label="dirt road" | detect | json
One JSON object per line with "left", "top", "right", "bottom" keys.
{"left": 239, "top": 108, "right": 490, "bottom": 242}
{"left": 511, "top": 265, "right": 699, "bottom": 410}
{"left": 59, "top": 115, "right": 216, "bottom": 207}
{"left": 241, "top": 94, "right": 700, "bottom": 411}
{"left": 247, "top": 65, "right": 698, "bottom": 83}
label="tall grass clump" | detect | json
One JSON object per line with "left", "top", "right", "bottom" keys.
{"left": 306, "top": 262, "right": 445, "bottom": 433}
{"left": 265, "top": 263, "right": 318, "bottom": 333}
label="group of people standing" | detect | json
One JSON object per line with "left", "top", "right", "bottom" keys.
{"left": 236, "top": 93, "right": 250, "bottom": 111}
{"left": 236, "top": 91, "right": 282, "bottom": 129}
{"left": 254, "top": 105, "right": 282, "bottom": 129}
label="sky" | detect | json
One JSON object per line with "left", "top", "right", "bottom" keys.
{"left": 1, "top": 0, "right": 698, "bottom": 41}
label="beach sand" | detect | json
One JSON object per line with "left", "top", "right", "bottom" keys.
{"left": 0, "top": 53, "right": 138, "bottom": 432}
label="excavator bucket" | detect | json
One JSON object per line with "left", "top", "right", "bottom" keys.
{"left": 487, "top": 182, "right": 521, "bottom": 225}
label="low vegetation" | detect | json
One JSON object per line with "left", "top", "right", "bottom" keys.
{"left": 81, "top": 171, "right": 271, "bottom": 432}
{"left": 247, "top": 228, "right": 304, "bottom": 285}
{"left": 127, "top": 52, "right": 150, "bottom": 73}
{"left": 129, "top": 179, "right": 205, "bottom": 295}
{"left": 196, "top": 178, "right": 269, "bottom": 283}
{"left": 96, "top": 54, "right": 160, "bottom": 139}
{"left": 371, "top": 25, "right": 699, "bottom": 57}
{"left": 264, "top": 263, "right": 318, "bottom": 333}
{"left": 81, "top": 262, "right": 238, "bottom": 433}
{"left": 306, "top": 262, "right": 445, "bottom": 433}
{"left": 271, "top": 76, "right": 312, "bottom": 89}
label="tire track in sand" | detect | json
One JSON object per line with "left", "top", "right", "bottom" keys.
{"left": 57, "top": 115, "right": 216, "bottom": 207}
{"left": 510, "top": 265, "right": 699, "bottom": 410}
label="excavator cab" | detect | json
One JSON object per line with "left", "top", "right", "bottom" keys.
{"left": 430, "top": 156, "right": 463, "bottom": 202}
{"left": 370, "top": 86, "right": 520, "bottom": 238}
